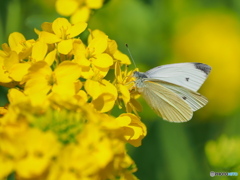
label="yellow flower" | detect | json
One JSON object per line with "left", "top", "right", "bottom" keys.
{"left": 84, "top": 79, "right": 117, "bottom": 112}
{"left": 73, "top": 29, "right": 131, "bottom": 79}
{"left": 31, "top": 41, "right": 56, "bottom": 65}
{"left": 5, "top": 32, "right": 34, "bottom": 57}
{"left": 46, "top": 116, "right": 137, "bottom": 180}
{"left": 0, "top": 17, "right": 146, "bottom": 180}
{"left": 0, "top": 32, "right": 34, "bottom": 85}
{"left": 0, "top": 152, "right": 14, "bottom": 179}
{"left": 90, "top": 29, "right": 131, "bottom": 66}
{"left": 75, "top": 30, "right": 113, "bottom": 78}
{"left": 38, "top": 18, "right": 87, "bottom": 55}
{"left": 114, "top": 61, "right": 142, "bottom": 114}
{"left": 23, "top": 60, "right": 81, "bottom": 99}
{"left": 116, "top": 113, "right": 147, "bottom": 147}
{"left": 15, "top": 129, "right": 61, "bottom": 179}
{"left": 72, "top": 39, "right": 94, "bottom": 79}
{"left": 55, "top": 0, "right": 104, "bottom": 23}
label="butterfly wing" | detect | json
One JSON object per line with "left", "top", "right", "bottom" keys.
{"left": 140, "top": 80, "right": 193, "bottom": 122}
{"left": 148, "top": 79, "right": 208, "bottom": 112}
{"left": 145, "top": 63, "right": 211, "bottom": 91}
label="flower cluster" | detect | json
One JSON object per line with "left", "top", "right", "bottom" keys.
{"left": 0, "top": 18, "right": 146, "bottom": 180}
{"left": 55, "top": 0, "right": 104, "bottom": 23}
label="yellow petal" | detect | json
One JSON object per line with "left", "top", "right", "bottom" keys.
{"left": 88, "top": 36, "right": 108, "bottom": 55}
{"left": 88, "top": 29, "right": 107, "bottom": 42}
{"left": 74, "top": 80, "right": 83, "bottom": 91}
{"left": 39, "top": 31, "right": 61, "bottom": 44}
{"left": 9, "top": 63, "right": 31, "bottom": 82}
{"left": 113, "top": 50, "right": 131, "bottom": 65}
{"left": 58, "top": 39, "right": 73, "bottom": 54}
{"left": 55, "top": 0, "right": 79, "bottom": 16}
{"left": 117, "top": 113, "right": 147, "bottom": 147}
{"left": 0, "top": 155, "right": 14, "bottom": 179}
{"left": 24, "top": 77, "right": 51, "bottom": 96}
{"left": 88, "top": 79, "right": 117, "bottom": 112}
{"left": 75, "top": 90, "right": 88, "bottom": 104}
{"left": 73, "top": 41, "right": 90, "bottom": 67}
{"left": 34, "top": 28, "right": 41, "bottom": 36}
{"left": 0, "top": 56, "right": 12, "bottom": 83}
{"left": 101, "top": 79, "right": 118, "bottom": 99}
{"left": 70, "top": 6, "right": 91, "bottom": 23}
{"left": 115, "top": 116, "right": 131, "bottom": 126}
{"left": 86, "top": 0, "right": 103, "bottom": 9}
{"left": 23, "top": 61, "right": 51, "bottom": 81}
{"left": 1, "top": 43, "right": 10, "bottom": 54}
{"left": 92, "top": 93, "right": 116, "bottom": 112}
{"left": 76, "top": 57, "right": 90, "bottom": 67}
{"left": 24, "top": 61, "right": 52, "bottom": 95}
{"left": 4, "top": 51, "right": 18, "bottom": 70}
{"left": 67, "top": 22, "right": 87, "bottom": 38}
{"left": 8, "top": 32, "right": 26, "bottom": 53}
{"left": 54, "top": 61, "right": 81, "bottom": 83}
{"left": 52, "top": 83, "right": 76, "bottom": 97}
{"left": 84, "top": 79, "right": 101, "bottom": 99}
{"left": 93, "top": 53, "right": 113, "bottom": 68}
{"left": 80, "top": 66, "right": 94, "bottom": 79}
{"left": 92, "top": 138, "right": 113, "bottom": 167}
{"left": 0, "top": 61, "right": 11, "bottom": 83}
{"left": 118, "top": 84, "right": 130, "bottom": 104}
{"left": 32, "top": 41, "right": 48, "bottom": 61}
{"left": 106, "top": 39, "right": 117, "bottom": 55}
{"left": 93, "top": 66, "right": 109, "bottom": 78}
{"left": 114, "top": 61, "right": 122, "bottom": 82}
{"left": 41, "top": 22, "right": 53, "bottom": 33}
{"left": 15, "top": 129, "right": 60, "bottom": 179}
{"left": 44, "top": 49, "right": 56, "bottom": 66}
{"left": 8, "top": 89, "right": 27, "bottom": 104}
{"left": 19, "top": 39, "right": 35, "bottom": 59}
{"left": 16, "top": 156, "right": 47, "bottom": 178}
{"left": 52, "top": 18, "right": 71, "bottom": 37}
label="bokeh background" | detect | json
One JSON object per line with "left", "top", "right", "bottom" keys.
{"left": 1, "top": 0, "right": 240, "bottom": 179}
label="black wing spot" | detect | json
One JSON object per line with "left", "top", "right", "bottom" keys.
{"left": 194, "top": 63, "right": 211, "bottom": 75}
{"left": 186, "top": 77, "right": 189, "bottom": 81}
{"left": 182, "top": 96, "right": 187, "bottom": 100}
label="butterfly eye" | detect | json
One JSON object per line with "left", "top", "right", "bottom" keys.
{"left": 133, "top": 71, "right": 138, "bottom": 77}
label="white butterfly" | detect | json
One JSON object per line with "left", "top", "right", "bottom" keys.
{"left": 133, "top": 63, "right": 211, "bottom": 122}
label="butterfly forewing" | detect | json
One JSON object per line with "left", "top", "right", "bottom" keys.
{"left": 141, "top": 81, "right": 193, "bottom": 122}
{"left": 145, "top": 63, "right": 211, "bottom": 92}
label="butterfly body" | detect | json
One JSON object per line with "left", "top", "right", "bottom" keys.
{"left": 133, "top": 63, "right": 211, "bottom": 123}
{"left": 133, "top": 72, "right": 148, "bottom": 92}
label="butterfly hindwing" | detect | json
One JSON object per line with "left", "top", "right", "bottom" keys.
{"left": 148, "top": 79, "right": 208, "bottom": 112}
{"left": 141, "top": 80, "right": 193, "bottom": 122}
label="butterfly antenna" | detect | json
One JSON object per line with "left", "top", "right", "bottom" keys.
{"left": 125, "top": 44, "right": 137, "bottom": 69}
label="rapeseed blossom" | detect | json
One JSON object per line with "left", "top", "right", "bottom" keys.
{"left": 55, "top": 0, "right": 104, "bottom": 23}
{"left": 0, "top": 17, "right": 146, "bottom": 180}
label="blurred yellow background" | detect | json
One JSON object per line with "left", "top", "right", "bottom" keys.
{"left": 1, "top": 0, "right": 240, "bottom": 179}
